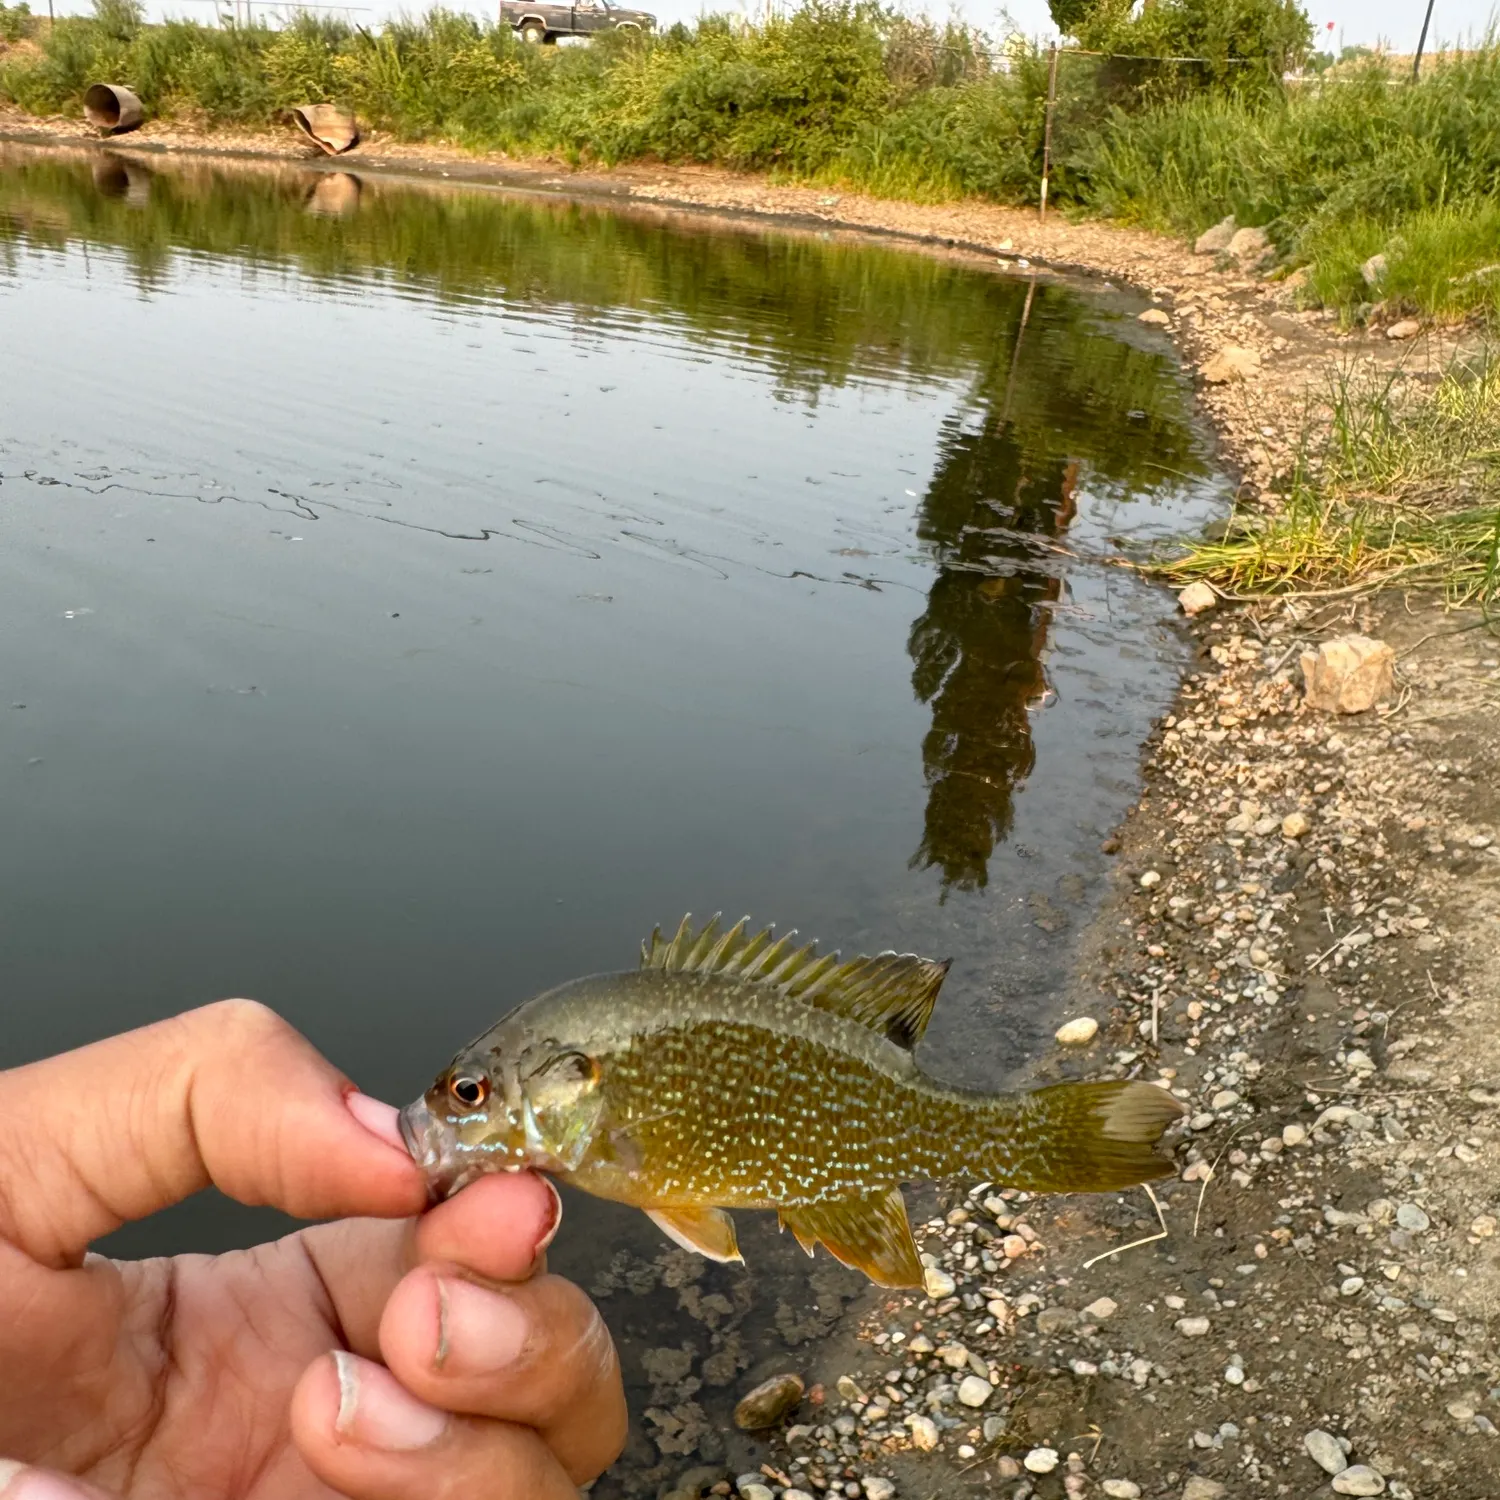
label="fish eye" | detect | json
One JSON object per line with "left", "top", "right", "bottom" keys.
{"left": 448, "top": 1074, "right": 489, "bottom": 1110}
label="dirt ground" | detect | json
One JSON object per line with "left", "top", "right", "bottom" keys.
{"left": 4, "top": 115, "right": 1496, "bottom": 1500}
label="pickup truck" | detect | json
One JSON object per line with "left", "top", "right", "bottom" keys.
{"left": 499, "top": 0, "right": 654, "bottom": 43}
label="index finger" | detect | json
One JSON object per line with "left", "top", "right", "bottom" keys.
{"left": 0, "top": 999, "right": 426, "bottom": 1268}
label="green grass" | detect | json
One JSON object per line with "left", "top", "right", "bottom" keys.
{"left": 1159, "top": 352, "right": 1500, "bottom": 604}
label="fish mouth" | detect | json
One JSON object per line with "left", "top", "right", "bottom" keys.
{"left": 398, "top": 1098, "right": 456, "bottom": 1204}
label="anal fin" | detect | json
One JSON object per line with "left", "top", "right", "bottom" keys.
{"left": 646, "top": 1206, "right": 743, "bottom": 1264}
{"left": 777, "top": 1189, "right": 921, "bottom": 1288}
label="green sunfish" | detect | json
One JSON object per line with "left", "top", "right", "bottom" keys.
{"left": 399, "top": 916, "right": 1183, "bottom": 1287}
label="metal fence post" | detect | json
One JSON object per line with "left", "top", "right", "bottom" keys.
{"left": 1412, "top": 0, "right": 1436, "bottom": 80}
{"left": 1039, "top": 42, "right": 1059, "bottom": 220}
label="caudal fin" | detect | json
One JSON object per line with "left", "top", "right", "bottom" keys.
{"left": 993, "top": 1080, "right": 1184, "bottom": 1193}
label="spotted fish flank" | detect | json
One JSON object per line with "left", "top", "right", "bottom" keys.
{"left": 400, "top": 915, "right": 1184, "bottom": 1287}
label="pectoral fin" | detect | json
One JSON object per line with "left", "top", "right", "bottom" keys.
{"left": 646, "top": 1206, "right": 743, "bottom": 1264}
{"left": 777, "top": 1189, "right": 922, "bottom": 1288}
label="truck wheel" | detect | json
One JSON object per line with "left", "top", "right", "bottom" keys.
{"left": 520, "top": 21, "right": 546, "bottom": 42}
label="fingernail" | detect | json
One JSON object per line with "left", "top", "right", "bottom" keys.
{"left": 332, "top": 1351, "right": 449, "bottom": 1450}
{"left": 535, "top": 1175, "right": 563, "bottom": 1256}
{"left": 345, "top": 1091, "right": 407, "bottom": 1153}
{"left": 435, "top": 1276, "right": 532, "bottom": 1373}
{"left": 0, "top": 1463, "right": 90, "bottom": 1500}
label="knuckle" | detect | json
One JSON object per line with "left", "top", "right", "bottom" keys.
{"left": 203, "top": 997, "right": 285, "bottom": 1042}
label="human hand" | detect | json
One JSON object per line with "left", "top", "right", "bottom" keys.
{"left": 0, "top": 1000, "right": 627, "bottom": 1500}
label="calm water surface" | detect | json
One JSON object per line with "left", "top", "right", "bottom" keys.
{"left": 0, "top": 144, "right": 1223, "bottom": 1488}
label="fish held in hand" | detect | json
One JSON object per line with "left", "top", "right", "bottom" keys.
{"left": 399, "top": 915, "right": 1183, "bottom": 1287}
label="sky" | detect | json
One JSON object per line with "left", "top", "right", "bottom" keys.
{"left": 88, "top": 0, "right": 1500, "bottom": 53}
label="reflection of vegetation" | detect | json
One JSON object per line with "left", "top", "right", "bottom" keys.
{"left": 908, "top": 291, "right": 1208, "bottom": 888}
{"left": 0, "top": 144, "right": 1212, "bottom": 889}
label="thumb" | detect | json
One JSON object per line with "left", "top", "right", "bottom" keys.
{"left": 0, "top": 1460, "right": 115, "bottom": 1500}
{"left": 0, "top": 999, "right": 426, "bottom": 1269}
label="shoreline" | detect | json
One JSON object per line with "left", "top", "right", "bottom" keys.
{"left": 4, "top": 123, "right": 1496, "bottom": 1499}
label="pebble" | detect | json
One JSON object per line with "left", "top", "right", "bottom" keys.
{"left": 733, "top": 1373, "right": 804, "bottom": 1430}
{"left": 1281, "top": 810, "right": 1310, "bottom": 838}
{"left": 1304, "top": 1429, "right": 1349, "bottom": 1475}
{"left": 1395, "top": 1203, "right": 1430, "bottom": 1233}
{"left": 1386, "top": 318, "right": 1421, "bottom": 340}
{"left": 922, "top": 1266, "right": 956, "bottom": 1299}
{"left": 1083, "top": 1296, "right": 1118, "bottom": 1320}
{"left": 1055, "top": 1016, "right": 1100, "bottom": 1045}
{"left": 1176, "top": 1316, "right": 1211, "bottom": 1336}
{"left": 1209, "top": 1088, "right": 1240, "bottom": 1110}
{"left": 1331, "top": 1466, "right": 1386, "bottom": 1495}
{"left": 907, "top": 1414, "right": 940, "bottom": 1451}
{"left": 1139, "top": 869, "right": 1162, "bottom": 888}
{"left": 1282, "top": 1123, "right": 1308, "bottom": 1146}
{"left": 1023, "top": 1447, "right": 1059, "bottom": 1474}
{"left": 1181, "top": 1480, "right": 1226, "bottom": 1500}
{"left": 1223, "top": 1364, "right": 1245, "bottom": 1385}
{"left": 956, "top": 1374, "right": 994, "bottom": 1407}
{"left": 783, "top": 1491, "right": 816, "bottom": 1500}
{"left": 1036, "top": 1306, "right": 1080, "bottom": 1335}
{"left": 861, "top": 1481, "right": 894, "bottom": 1500}
{"left": 1178, "top": 580, "right": 1217, "bottom": 615}
{"left": 1102, "top": 1484, "right": 1142, "bottom": 1500}
{"left": 739, "top": 1486, "right": 774, "bottom": 1500}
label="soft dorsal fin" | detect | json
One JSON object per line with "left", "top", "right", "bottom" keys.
{"left": 640, "top": 914, "right": 950, "bottom": 1050}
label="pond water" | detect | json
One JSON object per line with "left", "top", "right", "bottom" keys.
{"left": 0, "top": 144, "right": 1223, "bottom": 1491}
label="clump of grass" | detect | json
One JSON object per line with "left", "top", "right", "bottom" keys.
{"left": 1161, "top": 352, "right": 1500, "bottom": 603}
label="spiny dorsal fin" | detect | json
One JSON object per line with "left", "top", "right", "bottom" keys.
{"left": 640, "top": 914, "right": 949, "bottom": 1050}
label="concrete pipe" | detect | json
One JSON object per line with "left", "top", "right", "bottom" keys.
{"left": 290, "top": 104, "right": 360, "bottom": 156}
{"left": 83, "top": 83, "right": 143, "bottom": 135}
{"left": 303, "top": 172, "right": 363, "bottom": 218}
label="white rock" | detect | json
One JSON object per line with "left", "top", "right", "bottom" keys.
{"left": 1194, "top": 215, "right": 1236, "bottom": 254}
{"left": 1223, "top": 1364, "right": 1245, "bottom": 1385}
{"left": 922, "top": 1265, "right": 956, "bottom": 1299}
{"left": 1023, "top": 1447, "right": 1060, "bottom": 1474}
{"left": 740, "top": 1486, "right": 775, "bottom": 1500}
{"left": 1360, "top": 251, "right": 1388, "bottom": 286}
{"left": 1200, "top": 345, "right": 1261, "bottom": 383}
{"left": 1176, "top": 1315, "right": 1211, "bottom": 1337}
{"left": 783, "top": 1492, "right": 816, "bottom": 1500}
{"left": 936, "top": 1344, "right": 970, "bottom": 1369}
{"left": 1386, "top": 319, "right": 1420, "bottom": 340}
{"left": 1181, "top": 1480, "right": 1226, "bottom": 1500}
{"left": 1332, "top": 1466, "right": 1386, "bottom": 1495}
{"left": 1300, "top": 634, "right": 1395, "bottom": 713}
{"left": 1084, "top": 1296, "right": 1119, "bottom": 1321}
{"left": 1055, "top": 1016, "right": 1100, "bottom": 1046}
{"left": 1139, "top": 307, "right": 1171, "bottom": 326}
{"left": 1282, "top": 1123, "right": 1308, "bottom": 1147}
{"left": 1227, "top": 225, "right": 1272, "bottom": 263}
{"left": 956, "top": 1375, "right": 994, "bottom": 1408}
{"left": 1140, "top": 869, "right": 1161, "bottom": 888}
{"left": 1304, "top": 1429, "right": 1349, "bottom": 1475}
{"left": 1210, "top": 1089, "right": 1240, "bottom": 1111}
{"left": 1396, "top": 1202, "right": 1430, "bottom": 1232}
{"left": 860, "top": 1480, "right": 895, "bottom": 1500}
{"left": 1178, "top": 580, "right": 1217, "bottom": 615}
{"left": 907, "top": 1414, "right": 940, "bottom": 1451}
{"left": 1102, "top": 1484, "right": 1142, "bottom": 1500}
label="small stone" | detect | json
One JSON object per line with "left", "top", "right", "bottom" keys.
{"left": 1140, "top": 869, "right": 1162, "bottom": 889}
{"left": 1395, "top": 1203, "right": 1430, "bottom": 1233}
{"left": 1304, "top": 1429, "right": 1349, "bottom": 1475}
{"left": 907, "top": 1414, "right": 940, "bottom": 1451}
{"left": 739, "top": 1486, "right": 775, "bottom": 1500}
{"left": 861, "top": 1480, "right": 894, "bottom": 1500}
{"left": 1055, "top": 1016, "right": 1099, "bottom": 1046}
{"left": 1386, "top": 319, "right": 1420, "bottom": 340}
{"left": 783, "top": 1491, "right": 816, "bottom": 1500}
{"left": 1472, "top": 1214, "right": 1497, "bottom": 1237}
{"left": 1361, "top": 251, "right": 1388, "bottom": 286}
{"left": 1340, "top": 1276, "right": 1366, "bottom": 1296}
{"left": 936, "top": 1344, "right": 971, "bottom": 1369}
{"left": 1181, "top": 1480, "right": 1226, "bottom": 1500}
{"left": 1300, "top": 635, "right": 1395, "bottom": 713}
{"left": 1210, "top": 1089, "right": 1240, "bottom": 1111}
{"left": 1102, "top": 1484, "right": 1142, "bottom": 1500}
{"left": 1036, "top": 1306, "right": 1080, "bottom": 1336}
{"left": 733, "top": 1373, "right": 804, "bottom": 1430}
{"left": 1083, "top": 1296, "right": 1118, "bottom": 1320}
{"left": 1139, "top": 307, "right": 1171, "bottom": 326}
{"left": 1024, "top": 1447, "right": 1060, "bottom": 1474}
{"left": 1227, "top": 225, "right": 1272, "bottom": 263}
{"left": 1332, "top": 1466, "right": 1386, "bottom": 1495}
{"left": 1178, "top": 580, "right": 1217, "bottom": 615}
{"left": 1201, "top": 345, "right": 1261, "bottom": 383}
{"left": 1176, "top": 1316, "right": 1211, "bottom": 1337}
{"left": 1282, "top": 1123, "right": 1307, "bottom": 1147}
{"left": 1223, "top": 1364, "right": 1245, "bottom": 1385}
{"left": 957, "top": 1375, "right": 994, "bottom": 1408}
{"left": 923, "top": 1266, "right": 957, "bottom": 1299}
{"left": 983, "top": 1416, "right": 1007, "bottom": 1443}
{"left": 1447, "top": 1399, "right": 1476, "bottom": 1422}
{"left": 1281, "top": 810, "right": 1310, "bottom": 839}
{"left": 1194, "top": 215, "right": 1236, "bottom": 254}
